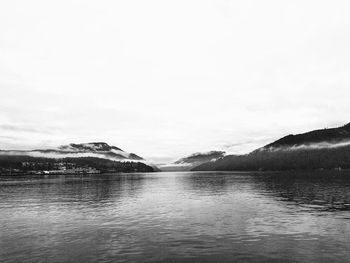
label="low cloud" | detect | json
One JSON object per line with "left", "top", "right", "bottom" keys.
{"left": 264, "top": 140, "right": 350, "bottom": 152}
{"left": 0, "top": 150, "right": 146, "bottom": 164}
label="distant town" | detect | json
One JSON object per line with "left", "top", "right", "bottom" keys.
{"left": 1, "top": 161, "right": 100, "bottom": 176}
{"left": 0, "top": 155, "right": 155, "bottom": 176}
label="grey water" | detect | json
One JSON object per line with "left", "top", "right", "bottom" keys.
{"left": 1, "top": 171, "right": 350, "bottom": 263}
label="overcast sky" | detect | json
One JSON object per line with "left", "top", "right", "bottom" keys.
{"left": 1, "top": 0, "right": 350, "bottom": 163}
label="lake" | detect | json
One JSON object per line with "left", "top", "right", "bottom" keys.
{"left": 1, "top": 171, "right": 350, "bottom": 262}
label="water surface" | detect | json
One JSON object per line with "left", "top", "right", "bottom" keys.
{"left": 1, "top": 171, "right": 350, "bottom": 262}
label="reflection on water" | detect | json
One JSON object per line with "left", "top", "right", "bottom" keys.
{"left": 252, "top": 171, "right": 350, "bottom": 211}
{"left": 1, "top": 171, "right": 350, "bottom": 262}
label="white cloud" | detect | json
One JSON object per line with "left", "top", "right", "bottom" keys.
{"left": 1, "top": 0, "right": 350, "bottom": 162}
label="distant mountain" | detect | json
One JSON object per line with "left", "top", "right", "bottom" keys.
{"left": 193, "top": 123, "right": 350, "bottom": 171}
{"left": 160, "top": 151, "right": 225, "bottom": 171}
{"left": 0, "top": 142, "right": 144, "bottom": 161}
{"left": 262, "top": 123, "right": 350, "bottom": 151}
{"left": 0, "top": 142, "right": 157, "bottom": 175}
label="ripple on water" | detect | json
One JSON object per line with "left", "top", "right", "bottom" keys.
{"left": 0, "top": 171, "right": 350, "bottom": 262}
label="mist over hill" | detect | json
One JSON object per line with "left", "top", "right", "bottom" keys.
{"left": 3, "top": 123, "right": 350, "bottom": 174}
{"left": 193, "top": 123, "right": 350, "bottom": 171}
{"left": 0, "top": 142, "right": 156, "bottom": 175}
{"left": 160, "top": 151, "right": 225, "bottom": 171}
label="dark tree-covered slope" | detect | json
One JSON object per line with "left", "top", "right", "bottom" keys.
{"left": 0, "top": 155, "right": 154, "bottom": 175}
{"left": 263, "top": 123, "right": 350, "bottom": 149}
{"left": 193, "top": 123, "right": 350, "bottom": 171}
